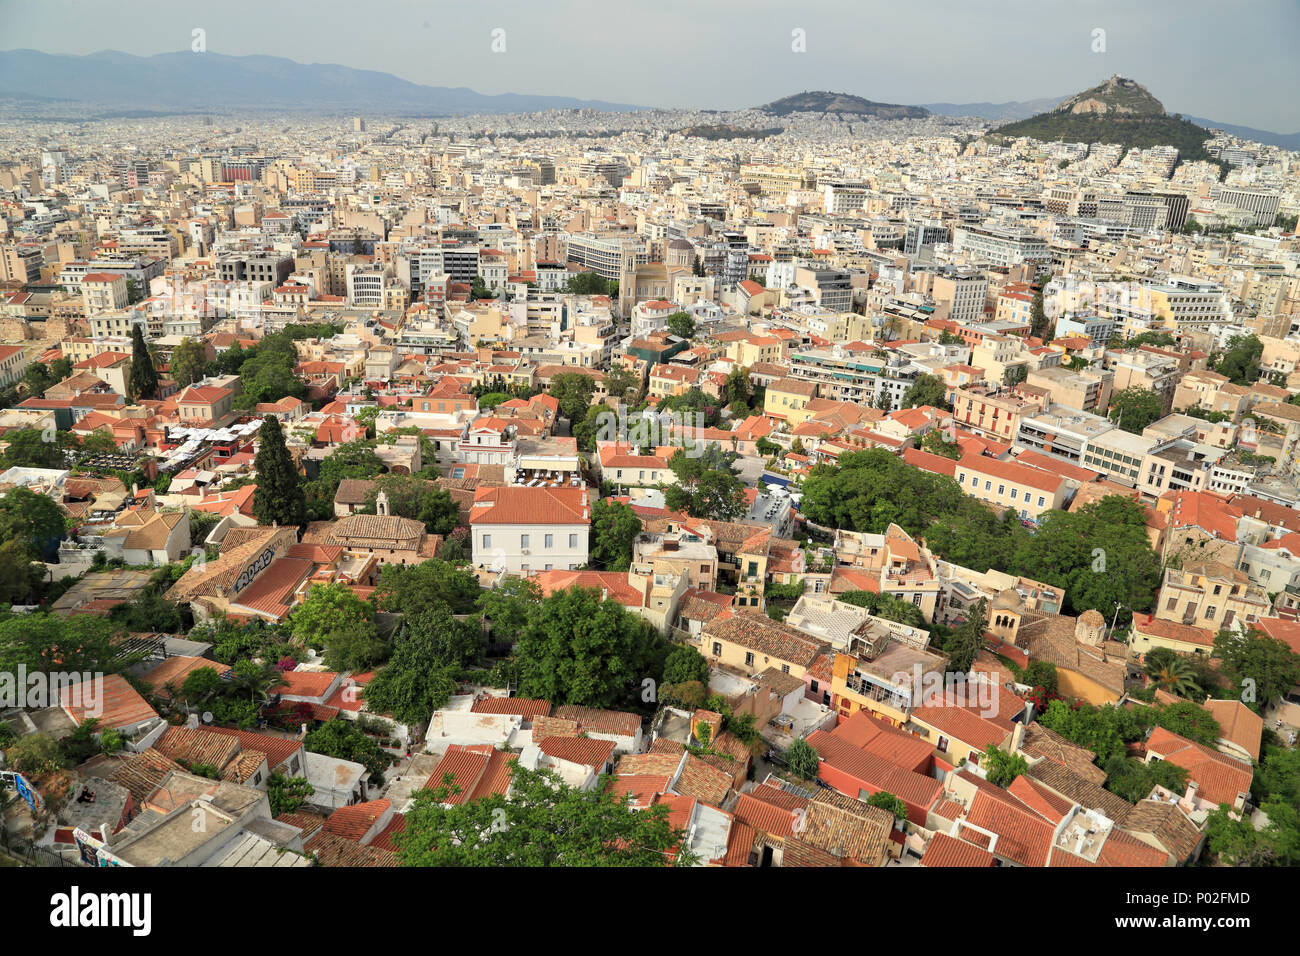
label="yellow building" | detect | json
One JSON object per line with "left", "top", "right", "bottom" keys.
{"left": 702, "top": 614, "right": 825, "bottom": 679}
{"left": 764, "top": 377, "right": 818, "bottom": 426}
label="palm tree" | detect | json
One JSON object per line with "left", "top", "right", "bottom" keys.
{"left": 1145, "top": 652, "right": 1200, "bottom": 698}
{"left": 230, "top": 660, "right": 287, "bottom": 707}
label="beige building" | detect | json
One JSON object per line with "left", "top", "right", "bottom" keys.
{"left": 954, "top": 453, "right": 1067, "bottom": 521}
{"left": 1027, "top": 366, "right": 1114, "bottom": 413}
{"left": 1154, "top": 561, "right": 1272, "bottom": 633}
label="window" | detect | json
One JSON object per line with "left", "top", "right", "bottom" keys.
{"left": 521, "top": 534, "right": 530, "bottom": 548}
{"left": 481, "top": 534, "right": 491, "bottom": 548}
{"left": 937, "top": 735, "right": 949, "bottom": 753}
{"left": 781, "top": 664, "right": 790, "bottom": 674}
{"left": 810, "top": 680, "right": 819, "bottom": 693}
{"left": 545, "top": 534, "right": 553, "bottom": 548}
{"left": 712, "top": 642, "right": 722, "bottom": 656}
{"left": 1205, "top": 606, "right": 1217, "bottom": 619}
{"left": 1010, "top": 489, "right": 1018, "bottom": 500}
{"left": 744, "top": 652, "right": 755, "bottom": 667}
{"left": 569, "top": 534, "right": 578, "bottom": 548}
{"left": 997, "top": 484, "right": 1005, "bottom": 495}
{"left": 1037, "top": 496, "right": 1045, "bottom": 507}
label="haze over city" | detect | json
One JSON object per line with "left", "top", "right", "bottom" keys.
{"left": 2, "top": 0, "right": 1299, "bottom": 130}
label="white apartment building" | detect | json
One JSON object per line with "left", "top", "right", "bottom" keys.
{"left": 470, "top": 485, "right": 591, "bottom": 575}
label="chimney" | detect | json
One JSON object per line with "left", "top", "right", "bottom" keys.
{"left": 1022, "top": 701, "right": 1036, "bottom": 724}
{"left": 1010, "top": 721, "right": 1025, "bottom": 754}
{"left": 1186, "top": 780, "right": 1198, "bottom": 804}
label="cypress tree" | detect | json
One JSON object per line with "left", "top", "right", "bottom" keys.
{"left": 127, "top": 324, "right": 159, "bottom": 401}
{"left": 252, "top": 416, "right": 305, "bottom": 527}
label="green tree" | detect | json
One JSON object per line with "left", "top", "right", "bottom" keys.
{"left": 1214, "top": 628, "right": 1300, "bottom": 712}
{"left": 901, "top": 373, "right": 950, "bottom": 411}
{"left": 981, "top": 744, "right": 1029, "bottom": 787}
{"left": 267, "top": 774, "right": 315, "bottom": 815}
{"left": 0, "top": 427, "right": 64, "bottom": 469}
{"left": 1029, "top": 280, "right": 1051, "bottom": 339}
{"left": 170, "top": 337, "right": 207, "bottom": 388}
{"left": 1144, "top": 649, "right": 1202, "bottom": 699}
{"left": 663, "top": 645, "right": 710, "bottom": 686}
{"left": 6, "top": 732, "right": 64, "bottom": 774}
{"left": 549, "top": 372, "right": 598, "bottom": 424}
{"left": 836, "top": 590, "right": 929, "bottom": 630}
{"left": 589, "top": 499, "right": 642, "bottom": 571}
{"left": 662, "top": 447, "right": 746, "bottom": 521}
{"left": 303, "top": 718, "right": 394, "bottom": 779}
{"left": 252, "top": 416, "right": 306, "bottom": 527}
{"left": 477, "top": 576, "right": 542, "bottom": 642}
{"left": 514, "top": 586, "right": 653, "bottom": 708}
{"left": 0, "top": 539, "right": 44, "bottom": 604}
{"left": 400, "top": 606, "right": 486, "bottom": 671}
{"left": 944, "top": 598, "right": 987, "bottom": 673}
{"left": 127, "top": 324, "right": 159, "bottom": 401}
{"left": 1011, "top": 495, "right": 1160, "bottom": 619}
{"left": 721, "top": 366, "right": 752, "bottom": 410}
{"left": 21, "top": 362, "right": 54, "bottom": 399}
{"left": 0, "top": 485, "right": 68, "bottom": 559}
{"left": 362, "top": 611, "right": 477, "bottom": 725}
{"left": 291, "top": 581, "right": 376, "bottom": 646}
{"left": 603, "top": 366, "right": 640, "bottom": 404}
{"left": 0, "top": 614, "right": 135, "bottom": 676}
{"left": 374, "top": 559, "right": 481, "bottom": 616}
{"left": 1212, "top": 334, "right": 1263, "bottom": 385}
{"left": 786, "top": 737, "right": 820, "bottom": 781}
{"left": 366, "top": 475, "right": 458, "bottom": 536}
{"left": 920, "top": 430, "right": 962, "bottom": 460}
{"left": 1107, "top": 386, "right": 1164, "bottom": 433}
{"left": 665, "top": 311, "right": 696, "bottom": 339}
{"left": 1151, "top": 700, "right": 1220, "bottom": 744}
{"left": 1205, "top": 802, "right": 1300, "bottom": 866}
{"left": 865, "top": 790, "right": 908, "bottom": 822}
{"left": 397, "top": 763, "right": 691, "bottom": 866}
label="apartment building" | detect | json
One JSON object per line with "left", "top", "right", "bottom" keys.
{"left": 952, "top": 224, "right": 1049, "bottom": 267}
{"left": 951, "top": 384, "right": 1044, "bottom": 442}
{"left": 470, "top": 485, "right": 591, "bottom": 574}
{"left": 82, "top": 273, "right": 130, "bottom": 315}
{"left": 1154, "top": 561, "right": 1272, "bottom": 633}
{"left": 764, "top": 377, "right": 819, "bottom": 425}
{"left": 1139, "top": 277, "right": 1233, "bottom": 330}
{"left": 930, "top": 269, "right": 989, "bottom": 324}
{"left": 1027, "top": 365, "right": 1113, "bottom": 413}
{"left": 1080, "top": 428, "right": 1159, "bottom": 487}
{"left": 954, "top": 453, "right": 1067, "bottom": 521}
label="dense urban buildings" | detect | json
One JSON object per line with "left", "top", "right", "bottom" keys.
{"left": 0, "top": 19, "right": 1298, "bottom": 891}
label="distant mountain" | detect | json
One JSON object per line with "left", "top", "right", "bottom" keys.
{"left": 1184, "top": 117, "right": 1300, "bottom": 151}
{"left": 990, "top": 76, "right": 1217, "bottom": 162}
{"left": 921, "top": 96, "right": 1065, "bottom": 122}
{"left": 0, "top": 49, "right": 640, "bottom": 114}
{"left": 759, "top": 91, "right": 929, "bottom": 119}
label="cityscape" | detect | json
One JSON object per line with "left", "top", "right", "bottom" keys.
{"left": 0, "top": 1, "right": 1297, "bottom": 902}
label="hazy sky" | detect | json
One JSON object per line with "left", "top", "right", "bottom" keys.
{"left": 3, "top": 0, "right": 1299, "bottom": 130}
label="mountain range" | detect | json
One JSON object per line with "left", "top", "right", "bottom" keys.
{"left": 2, "top": 49, "right": 1297, "bottom": 148}
{"left": 0, "top": 49, "right": 638, "bottom": 114}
